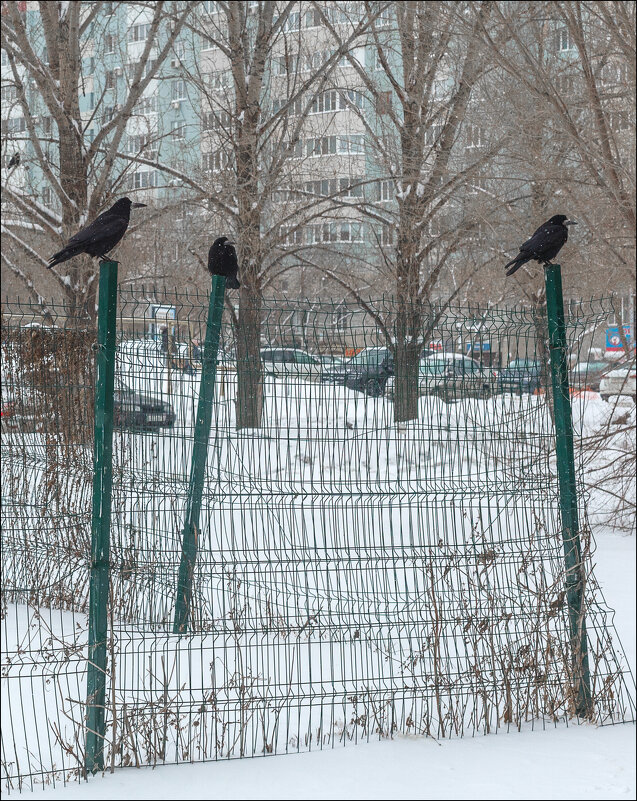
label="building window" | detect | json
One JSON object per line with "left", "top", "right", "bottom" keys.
{"left": 275, "top": 11, "right": 301, "bottom": 32}
{"left": 339, "top": 89, "right": 364, "bottom": 110}
{"left": 105, "top": 69, "right": 117, "bottom": 90}
{"left": 202, "top": 151, "right": 229, "bottom": 171}
{"left": 206, "top": 70, "right": 231, "bottom": 89}
{"left": 280, "top": 225, "right": 303, "bottom": 246}
{"left": 376, "top": 179, "right": 393, "bottom": 202}
{"left": 127, "top": 134, "right": 149, "bottom": 153}
{"left": 281, "top": 138, "right": 302, "bottom": 159}
{"left": 135, "top": 95, "right": 158, "bottom": 115}
{"left": 310, "top": 90, "right": 340, "bottom": 114}
{"left": 465, "top": 124, "right": 485, "bottom": 148}
{"left": 306, "top": 179, "right": 337, "bottom": 197}
{"left": 302, "top": 48, "right": 333, "bottom": 73}
{"left": 42, "top": 186, "right": 53, "bottom": 205}
{"left": 307, "top": 221, "right": 363, "bottom": 244}
{"left": 105, "top": 34, "right": 116, "bottom": 54}
{"left": 102, "top": 105, "right": 116, "bottom": 124}
{"left": 381, "top": 224, "right": 394, "bottom": 246}
{"left": 1, "top": 85, "right": 18, "bottom": 103}
{"left": 203, "top": 109, "right": 231, "bottom": 130}
{"left": 339, "top": 177, "right": 364, "bottom": 198}
{"left": 339, "top": 221, "right": 363, "bottom": 242}
{"left": 272, "top": 52, "right": 298, "bottom": 76}
{"left": 272, "top": 96, "right": 303, "bottom": 116}
{"left": 171, "top": 122, "right": 186, "bottom": 140}
{"left": 425, "top": 124, "right": 443, "bottom": 147}
{"left": 172, "top": 80, "right": 186, "bottom": 101}
{"left": 337, "top": 134, "right": 364, "bottom": 154}
{"left": 129, "top": 23, "right": 152, "bottom": 43}
{"left": 555, "top": 27, "right": 573, "bottom": 52}
{"left": 304, "top": 8, "right": 321, "bottom": 28}
{"left": 307, "top": 136, "right": 337, "bottom": 157}
{"left": 130, "top": 169, "right": 157, "bottom": 189}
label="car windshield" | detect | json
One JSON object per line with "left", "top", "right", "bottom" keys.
{"left": 348, "top": 349, "right": 388, "bottom": 367}
{"left": 573, "top": 361, "right": 608, "bottom": 372}
{"left": 420, "top": 358, "right": 449, "bottom": 374}
{"left": 507, "top": 359, "right": 540, "bottom": 369}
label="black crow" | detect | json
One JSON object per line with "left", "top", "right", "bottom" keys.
{"left": 207, "top": 236, "right": 240, "bottom": 288}
{"left": 504, "top": 215, "right": 577, "bottom": 276}
{"left": 8, "top": 153, "right": 20, "bottom": 168}
{"left": 47, "top": 197, "right": 147, "bottom": 269}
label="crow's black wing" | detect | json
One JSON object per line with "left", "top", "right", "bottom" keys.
{"left": 517, "top": 223, "right": 564, "bottom": 259}
{"left": 64, "top": 211, "right": 126, "bottom": 249}
{"left": 225, "top": 243, "right": 239, "bottom": 268}
{"left": 520, "top": 224, "right": 553, "bottom": 255}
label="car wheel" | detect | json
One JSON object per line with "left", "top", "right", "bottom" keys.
{"left": 365, "top": 378, "right": 383, "bottom": 397}
{"left": 600, "top": 394, "right": 609, "bottom": 402}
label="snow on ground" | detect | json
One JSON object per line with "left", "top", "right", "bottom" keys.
{"left": 3, "top": 366, "right": 635, "bottom": 799}
{"left": 39, "top": 529, "right": 635, "bottom": 801}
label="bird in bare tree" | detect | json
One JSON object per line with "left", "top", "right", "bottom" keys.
{"left": 207, "top": 236, "right": 240, "bottom": 288}
{"left": 7, "top": 153, "right": 21, "bottom": 168}
{"left": 504, "top": 215, "right": 577, "bottom": 276}
{"left": 47, "top": 197, "right": 147, "bottom": 269}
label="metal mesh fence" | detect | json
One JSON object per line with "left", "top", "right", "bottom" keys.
{"left": 1, "top": 289, "right": 635, "bottom": 790}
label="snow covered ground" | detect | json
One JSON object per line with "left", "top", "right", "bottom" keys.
{"left": 3, "top": 364, "right": 635, "bottom": 799}
{"left": 33, "top": 530, "right": 636, "bottom": 801}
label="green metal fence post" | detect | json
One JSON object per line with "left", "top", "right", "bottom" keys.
{"left": 544, "top": 263, "right": 593, "bottom": 718}
{"left": 86, "top": 260, "right": 118, "bottom": 774}
{"left": 173, "top": 275, "right": 226, "bottom": 634}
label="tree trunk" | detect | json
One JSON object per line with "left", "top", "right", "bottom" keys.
{"left": 235, "top": 287, "right": 263, "bottom": 429}
{"left": 393, "top": 340, "right": 421, "bottom": 422}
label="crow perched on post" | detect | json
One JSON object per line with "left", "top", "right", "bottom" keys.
{"left": 207, "top": 236, "right": 240, "bottom": 288}
{"left": 8, "top": 153, "right": 20, "bottom": 168}
{"left": 504, "top": 215, "right": 577, "bottom": 276}
{"left": 47, "top": 197, "right": 147, "bottom": 269}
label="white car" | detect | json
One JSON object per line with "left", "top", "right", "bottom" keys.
{"left": 599, "top": 361, "right": 636, "bottom": 402}
{"left": 260, "top": 348, "right": 325, "bottom": 382}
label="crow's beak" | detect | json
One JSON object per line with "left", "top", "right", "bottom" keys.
{"left": 132, "top": 202, "right": 147, "bottom": 208}
{"left": 564, "top": 219, "right": 578, "bottom": 226}
{"left": 226, "top": 240, "right": 235, "bottom": 246}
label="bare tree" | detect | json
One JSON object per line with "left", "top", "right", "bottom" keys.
{"left": 179, "top": 1, "right": 374, "bottom": 428}
{"left": 317, "top": 0, "right": 513, "bottom": 422}
{"left": 1, "top": 0, "right": 196, "bottom": 319}
{"left": 473, "top": 0, "right": 636, "bottom": 293}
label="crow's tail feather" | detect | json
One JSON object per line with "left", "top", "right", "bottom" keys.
{"left": 47, "top": 246, "right": 80, "bottom": 269}
{"left": 505, "top": 257, "right": 530, "bottom": 276}
{"left": 226, "top": 275, "right": 240, "bottom": 289}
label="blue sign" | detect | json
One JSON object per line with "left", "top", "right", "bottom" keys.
{"left": 465, "top": 342, "right": 491, "bottom": 353}
{"left": 605, "top": 325, "right": 634, "bottom": 352}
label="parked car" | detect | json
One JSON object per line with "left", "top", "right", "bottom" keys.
{"left": 498, "top": 359, "right": 544, "bottom": 395}
{"left": 569, "top": 360, "right": 612, "bottom": 392}
{"left": 599, "top": 360, "right": 636, "bottom": 402}
{"left": 337, "top": 347, "right": 393, "bottom": 397}
{"left": 1, "top": 384, "right": 43, "bottom": 433}
{"left": 113, "top": 379, "right": 175, "bottom": 430}
{"left": 386, "top": 353, "right": 498, "bottom": 402}
{"left": 315, "top": 354, "right": 346, "bottom": 368}
{"left": 260, "top": 348, "right": 325, "bottom": 382}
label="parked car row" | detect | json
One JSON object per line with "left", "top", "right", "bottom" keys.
{"left": 1, "top": 379, "right": 175, "bottom": 433}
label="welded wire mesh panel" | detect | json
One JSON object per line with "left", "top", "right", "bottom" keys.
{"left": 1, "top": 292, "right": 635, "bottom": 790}
{"left": 1, "top": 304, "right": 93, "bottom": 790}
